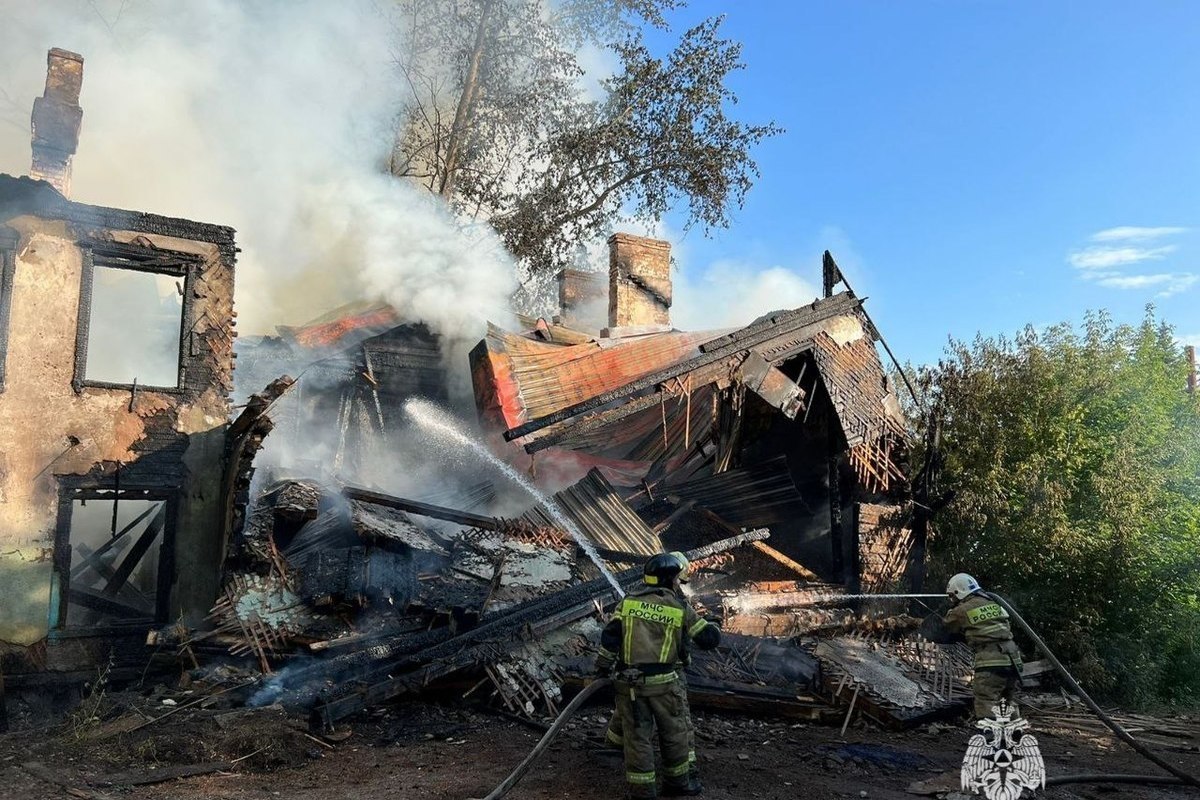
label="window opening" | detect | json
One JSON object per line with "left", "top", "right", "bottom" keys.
{"left": 84, "top": 264, "right": 183, "bottom": 388}
{"left": 62, "top": 493, "right": 170, "bottom": 627}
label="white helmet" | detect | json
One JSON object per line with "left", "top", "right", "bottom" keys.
{"left": 946, "top": 573, "right": 981, "bottom": 602}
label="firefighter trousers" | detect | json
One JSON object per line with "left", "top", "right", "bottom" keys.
{"left": 974, "top": 665, "right": 1021, "bottom": 719}
{"left": 614, "top": 678, "right": 692, "bottom": 796}
{"left": 606, "top": 674, "right": 696, "bottom": 768}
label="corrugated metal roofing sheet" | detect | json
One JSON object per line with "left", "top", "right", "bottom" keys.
{"left": 473, "top": 324, "right": 728, "bottom": 430}
{"left": 524, "top": 468, "right": 662, "bottom": 565}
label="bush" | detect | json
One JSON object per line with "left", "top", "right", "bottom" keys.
{"left": 912, "top": 309, "right": 1200, "bottom": 708}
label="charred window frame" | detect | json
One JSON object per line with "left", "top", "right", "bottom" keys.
{"left": 50, "top": 479, "right": 179, "bottom": 634}
{"left": 0, "top": 226, "right": 18, "bottom": 392}
{"left": 72, "top": 240, "right": 202, "bottom": 394}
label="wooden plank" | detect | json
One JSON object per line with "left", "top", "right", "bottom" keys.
{"left": 750, "top": 542, "right": 820, "bottom": 581}
{"left": 68, "top": 587, "right": 151, "bottom": 620}
{"left": 343, "top": 486, "right": 499, "bottom": 530}
{"left": 69, "top": 503, "right": 159, "bottom": 579}
{"left": 525, "top": 392, "right": 665, "bottom": 454}
{"left": 685, "top": 677, "right": 838, "bottom": 722}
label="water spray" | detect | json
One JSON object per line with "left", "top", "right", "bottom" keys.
{"left": 812, "top": 593, "right": 945, "bottom": 603}
{"left": 403, "top": 398, "right": 624, "bottom": 597}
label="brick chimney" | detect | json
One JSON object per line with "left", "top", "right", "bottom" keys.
{"left": 30, "top": 48, "right": 84, "bottom": 198}
{"left": 556, "top": 268, "right": 606, "bottom": 328}
{"left": 607, "top": 233, "right": 671, "bottom": 334}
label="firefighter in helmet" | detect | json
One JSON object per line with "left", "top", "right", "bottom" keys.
{"left": 943, "top": 573, "right": 1024, "bottom": 718}
{"left": 594, "top": 551, "right": 720, "bottom": 798}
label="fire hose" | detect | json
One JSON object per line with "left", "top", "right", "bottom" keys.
{"left": 476, "top": 678, "right": 611, "bottom": 800}
{"left": 477, "top": 594, "right": 1200, "bottom": 797}
{"left": 985, "top": 592, "right": 1200, "bottom": 789}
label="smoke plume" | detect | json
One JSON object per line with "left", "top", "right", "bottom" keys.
{"left": 0, "top": 0, "right": 517, "bottom": 342}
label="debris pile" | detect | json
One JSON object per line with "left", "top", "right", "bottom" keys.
{"left": 126, "top": 243, "right": 979, "bottom": 735}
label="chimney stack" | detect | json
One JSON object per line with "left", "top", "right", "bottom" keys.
{"left": 30, "top": 48, "right": 84, "bottom": 198}
{"left": 556, "top": 268, "right": 606, "bottom": 329}
{"left": 607, "top": 233, "right": 671, "bottom": 335}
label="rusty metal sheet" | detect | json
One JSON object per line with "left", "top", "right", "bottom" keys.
{"left": 524, "top": 468, "right": 661, "bottom": 567}
{"left": 471, "top": 322, "right": 730, "bottom": 432}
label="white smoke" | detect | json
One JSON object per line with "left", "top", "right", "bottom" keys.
{"left": 673, "top": 259, "right": 820, "bottom": 330}
{"left": 0, "top": 0, "right": 517, "bottom": 342}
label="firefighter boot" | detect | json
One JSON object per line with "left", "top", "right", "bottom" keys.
{"left": 625, "top": 783, "right": 658, "bottom": 800}
{"left": 661, "top": 774, "right": 703, "bottom": 796}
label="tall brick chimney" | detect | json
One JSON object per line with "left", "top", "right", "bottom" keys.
{"left": 607, "top": 233, "right": 671, "bottom": 334}
{"left": 30, "top": 48, "right": 84, "bottom": 198}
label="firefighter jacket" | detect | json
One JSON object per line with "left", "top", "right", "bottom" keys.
{"left": 943, "top": 593, "right": 1022, "bottom": 670}
{"left": 595, "top": 585, "right": 720, "bottom": 680}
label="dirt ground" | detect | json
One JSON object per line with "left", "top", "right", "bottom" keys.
{"left": 2, "top": 694, "right": 1199, "bottom": 800}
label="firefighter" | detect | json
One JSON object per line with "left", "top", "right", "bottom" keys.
{"left": 602, "top": 555, "right": 697, "bottom": 767}
{"left": 595, "top": 551, "right": 720, "bottom": 798}
{"left": 943, "top": 573, "right": 1023, "bottom": 718}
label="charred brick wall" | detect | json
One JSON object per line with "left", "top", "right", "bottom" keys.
{"left": 855, "top": 502, "right": 913, "bottom": 596}
{"left": 0, "top": 176, "right": 235, "bottom": 669}
{"left": 556, "top": 268, "right": 606, "bottom": 329}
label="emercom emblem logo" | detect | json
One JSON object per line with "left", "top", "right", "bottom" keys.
{"left": 961, "top": 701, "right": 1045, "bottom": 799}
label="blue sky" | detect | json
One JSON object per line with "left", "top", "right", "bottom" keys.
{"left": 643, "top": 2, "right": 1200, "bottom": 365}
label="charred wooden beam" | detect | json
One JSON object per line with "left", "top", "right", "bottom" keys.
{"left": 222, "top": 376, "right": 297, "bottom": 548}
{"left": 750, "top": 542, "right": 820, "bottom": 581}
{"left": 740, "top": 350, "right": 805, "bottom": 419}
{"left": 69, "top": 503, "right": 159, "bottom": 579}
{"left": 102, "top": 506, "right": 165, "bottom": 596}
{"left": 592, "top": 546, "right": 652, "bottom": 564}
{"left": 343, "top": 486, "right": 501, "bottom": 531}
{"left": 309, "top": 528, "right": 770, "bottom": 729}
{"left": 523, "top": 392, "right": 664, "bottom": 454}
{"left": 823, "top": 250, "right": 843, "bottom": 298}
{"left": 68, "top": 587, "right": 151, "bottom": 620}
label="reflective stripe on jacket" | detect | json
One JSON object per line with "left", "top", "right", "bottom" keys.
{"left": 943, "top": 594, "right": 1020, "bottom": 669}
{"left": 597, "top": 586, "right": 715, "bottom": 673}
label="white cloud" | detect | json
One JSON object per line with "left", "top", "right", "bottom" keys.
{"left": 1094, "top": 273, "right": 1176, "bottom": 289}
{"left": 1158, "top": 274, "right": 1199, "bottom": 297}
{"left": 1179, "top": 333, "right": 1200, "bottom": 349}
{"left": 1066, "top": 226, "right": 1195, "bottom": 297}
{"left": 1091, "top": 226, "right": 1187, "bottom": 242}
{"left": 1091, "top": 272, "right": 1197, "bottom": 296}
{"left": 1068, "top": 245, "right": 1176, "bottom": 269}
{"left": 574, "top": 41, "right": 618, "bottom": 102}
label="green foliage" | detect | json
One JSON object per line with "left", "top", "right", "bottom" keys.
{"left": 389, "top": 0, "right": 780, "bottom": 301}
{"left": 912, "top": 309, "right": 1200, "bottom": 707}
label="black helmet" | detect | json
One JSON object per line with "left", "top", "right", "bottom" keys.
{"left": 644, "top": 551, "right": 689, "bottom": 586}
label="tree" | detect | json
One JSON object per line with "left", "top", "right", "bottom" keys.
{"left": 910, "top": 310, "right": 1200, "bottom": 706}
{"left": 389, "top": 1, "right": 780, "bottom": 303}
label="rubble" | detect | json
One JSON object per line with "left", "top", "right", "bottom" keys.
{"left": 118, "top": 238, "right": 965, "bottom": 736}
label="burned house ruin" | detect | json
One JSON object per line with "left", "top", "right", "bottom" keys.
{"left": 0, "top": 50, "right": 238, "bottom": 678}
{"left": 1, "top": 48, "right": 965, "bottom": 735}
{"left": 472, "top": 232, "right": 913, "bottom": 596}
{"left": 197, "top": 232, "right": 956, "bottom": 731}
